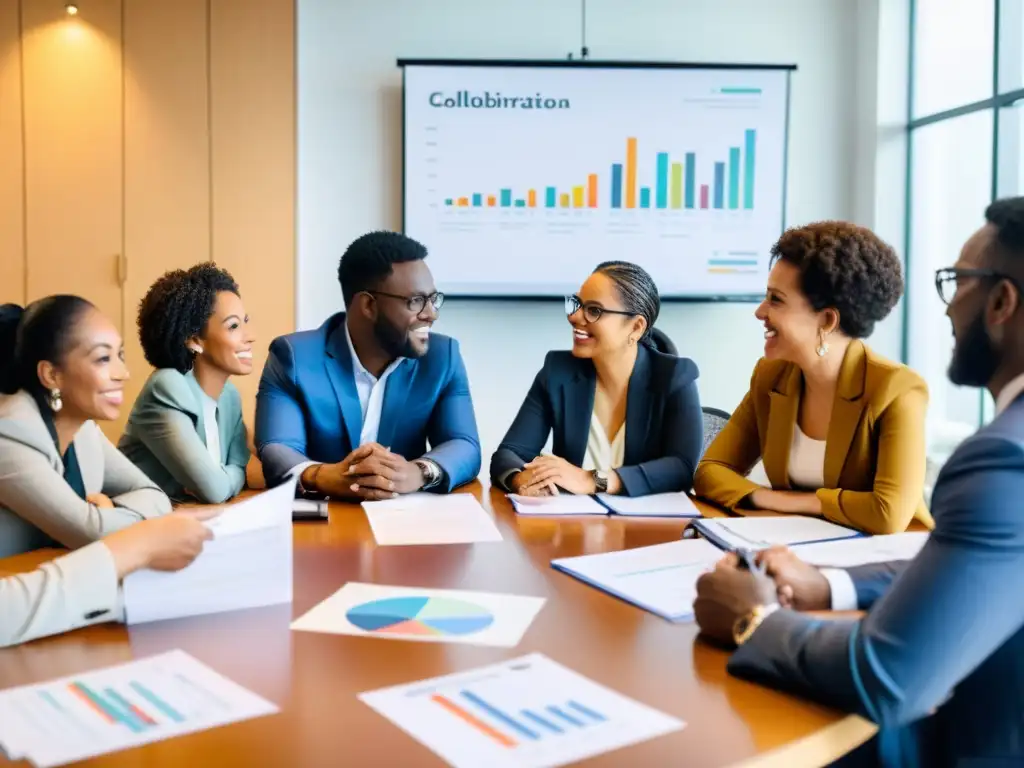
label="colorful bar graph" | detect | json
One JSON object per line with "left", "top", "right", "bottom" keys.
{"left": 639, "top": 187, "right": 651, "bottom": 209}
{"left": 431, "top": 694, "right": 517, "bottom": 748}
{"left": 587, "top": 174, "right": 598, "bottom": 208}
{"left": 514, "top": 199, "right": 526, "bottom": 207}
{"left": 545, "top": 187, "right": 556, "bottom": 207}
{"left": 625, "top": 137, "right": 637, "bottom": 208}
{"left": 103, "top": 688, "right": 151, "bottom": 732}
{"left": 670, "top": 162, "right": 683, "bottom": 209}
{"left": 700, "top": 184, "right": 709, "bottom": 209}
{"left": 444, "top": 198, "right": 453, "bottom": 206}
{"left": 656, "top": 152, "right": 669, "bottom": 209}
{"left": 500, "top": 189, "right": 512, "bottom": 207}
{"left": 457, "top": 197, "right": 469, "bottom": 207}
{"left": 568, "top": 700, "right": 607, "bottom": 722}
{"left": 472, "top": 193, "right": 482, "bottom": 207}
{"left": 68, "top": 683, "right": 118, "bottom": 725}
{"left": 560, "top": 193, "right": 570, "bottom": 208}
{"left": 572, "top": 186, "right": 584, "bottom": 208}
{"left": 744, "top": 129, "right": 756, "bottom": 209}
{"left": 487, "top": 195, "right": 496, "bottom": 207}
{"left": 610, "top": 163, "right": 623, "bottom": 208}
{"left": 129, "top": 681, "right": 184, "bottom": 723}
{"left": 521, "top": 709, "right": 564, "bottom": 733}
{"left": 684, "top": 152, "right": 696, "bottom": 209}
{"left": 462, "top": 691, "right": 539, "bottom": 740}
{"left": 548, "top": 705, "right": 585, "bottom": 727}
{"left": 728, "top": 147, "right": 740, "bottom": 209}
{"left": 713, "top": 162, "right": 725, "bottom": 209}
{"left": 527, "top": 189, "right": 537, "bottom": 207}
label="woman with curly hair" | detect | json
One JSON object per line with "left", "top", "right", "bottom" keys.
{"left": 694, "top": 222, "right": 932, "bottom": 534}
{"left": 119, "top": 264, "right": 255, "bottom": 503}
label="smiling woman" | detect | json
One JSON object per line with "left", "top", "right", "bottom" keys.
{"left": 0, "top": 297, "right": 171, "bottom": 558}
{"left": 118, "top": 264, "right": 254, "bottom": 504}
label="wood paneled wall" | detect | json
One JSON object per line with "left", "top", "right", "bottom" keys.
{"left": 0, "top": 0, "right": 295, "bottom": 439}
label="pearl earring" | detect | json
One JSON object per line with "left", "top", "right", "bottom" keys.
{"left": 190, "top": 345, "right": 203, "bottom": 355}
{"left": 48, "top": 388, "right": 63, "bottom": 413}
{"left": 816, "top": 333, "right": 829, "bottom": 357}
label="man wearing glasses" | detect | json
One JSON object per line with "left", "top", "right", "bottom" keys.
{"left": 255, "top": 231, "right": 480, "bottom": 499}
{"left": 691, "top": 197, "right": 1024, "bottom": 766}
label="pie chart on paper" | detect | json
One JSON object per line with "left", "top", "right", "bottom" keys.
{"left": 346, "top": 596, "right": 496, "bottom": 637}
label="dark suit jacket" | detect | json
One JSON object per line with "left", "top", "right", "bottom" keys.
{"left": 254, "top": 312, "right": 481, "bottom": 492}
{"left": 726, "top": 394, "right": 1024, "bottom": 766}
{"left": 490, "top": 344, "right": 703, "bottom": 496}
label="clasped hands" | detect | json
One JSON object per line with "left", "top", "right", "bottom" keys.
{"left": 313, "top": 443, "right": 426, "bottom": 501}
{"left": 693, "top": 545, "right": 832, "bottom": 646}
{"left": 510, "top": 455, "right": 596, "bottom": 497}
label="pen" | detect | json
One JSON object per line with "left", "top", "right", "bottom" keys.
{"left": 735, "top": 547, "right": 763, "bottom": 574}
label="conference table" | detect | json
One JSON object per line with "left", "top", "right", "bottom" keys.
{"left": 0, "top": 484, "right": 879, "bottom": 767}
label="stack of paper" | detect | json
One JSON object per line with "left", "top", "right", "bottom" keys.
{"left": 692, "top": 516, "right": 861, "bottom": 552}
{"left": 362, "top": 493, "right": 503, "bottom": 545}
{"left": 791, "top": 532, "right": 929, "bottom": 567}
{"left": 510, "top": 492, "right": 701, "bottom": 518}
{"left": 122, "top": 475, "right": 297, "bottom": 624}
{"left": 551, "top": 539, "right": 724, "bottom": 621}
{"left": 360, "top": 653, "right": 684, "bottom": 768}
{"left": 0, "top": 651, "right": 277, "bottom": 767}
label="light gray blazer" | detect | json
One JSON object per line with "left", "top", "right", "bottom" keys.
{"left": 0, "top": 391, "right": 171, "bottom": 558}
{"left": 0, "top": 542, "right": 122, "bottom": 647}
{"left": 118, "top": 369, "right": 249, "bottom": 503}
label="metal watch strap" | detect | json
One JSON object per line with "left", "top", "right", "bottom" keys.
{"left": 415, "top": 459, "right": 441, "bottom": 490}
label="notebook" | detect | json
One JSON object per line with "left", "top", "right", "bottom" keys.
{"left": 690, "top": 515, "right": 862, "bottom": 552}
{"left": 509, "top": 491, "right": 702, "bottom": 519}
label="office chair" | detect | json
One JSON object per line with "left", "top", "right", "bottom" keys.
{"left": 649, "top": 327, "right": 678, "bottom": 356}
{"left": 701, "top": 406, "right": 731, "bottom": 457}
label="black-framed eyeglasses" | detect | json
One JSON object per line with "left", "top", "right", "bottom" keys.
{"left": 934, "top": 267, "right": 1022, "bottom": 306}
{"left": 365, "top": 290, "right": 445, "bottom": 313}
{"left": 565, "top": 294, "right": 636, "bottom": 324}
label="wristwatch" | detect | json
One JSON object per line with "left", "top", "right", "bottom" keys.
{"left": 414, "top": 458, "right": 442, "bottom": 490}
{"left": 732, "top": 603, "right": 780, "bottom": 646}
{"left": 590, "top": 469, "right": 608, "bottom": 493}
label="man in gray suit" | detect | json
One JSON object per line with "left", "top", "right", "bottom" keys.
{"left": 694, "top": 196, "right": 1024, "bottom": 766}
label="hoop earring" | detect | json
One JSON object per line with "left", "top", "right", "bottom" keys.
{"left": 48, "top": 388, "right": 63, "bottom": 413}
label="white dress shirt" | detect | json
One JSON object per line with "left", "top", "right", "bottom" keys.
{"left": 344, "top": 323, "right": 405, "bottom": 447}
{"left": 581, "top": 412, "right": 625, "bottom": 473}
{"left": 820, "top": 375, "right": 1024, "bottom": 611}
{"left": 200, "top": 390, "right": 221, "bottom": 464}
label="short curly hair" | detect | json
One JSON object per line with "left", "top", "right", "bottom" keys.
{"left": 338, "top": 231, "right": 428, "bottom": 308}
{"left": 770, "top": 221, "right": 904, "bottom": 339}
{"left": 138, "top": 263, "right": 240, "bottom": 372}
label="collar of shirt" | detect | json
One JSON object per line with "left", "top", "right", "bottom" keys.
{"left": 995, "top": 372, "right": 1024, "bottom": 416}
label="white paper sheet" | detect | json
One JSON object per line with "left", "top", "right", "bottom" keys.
{"left": 695, "top": 516, "right": 860, "bottom": 551}
{"left": 596, "top": 492, "right": 702, "bottom": 518}
{"left": 359, "top": 653, "right": 684, "bottom": 768}
{"left": 790, "top": 532, "right": 929, "bottom": 567}
{"left": 122, "top": 476, "right": 297, "bottom": 624}
{"left": 551, "top": 539, "right": 723, "bottom": 621}
{"left": 0, "top": 650, "right": 277, "bottom": 768}
{"left": 362, "top": 493, "right": 503, "bottom": 545}
{"left": 290, "top": 582, "right": 546, "bottom": 647}
{"left": 508, "top": 494, "right": 606, "bottom": 516}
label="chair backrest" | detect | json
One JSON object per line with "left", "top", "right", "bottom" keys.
{"left": 701, "top": 406, "right": 732, "bottom": 457}
{"left": 648, "top": 327, "right": 678, "bottom": 356}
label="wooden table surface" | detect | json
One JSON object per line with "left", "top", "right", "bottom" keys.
{"left": 0, "top": 485, "right": 877, "bottom": 768}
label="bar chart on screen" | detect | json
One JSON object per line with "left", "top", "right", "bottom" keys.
{"left": 403, "top": 63, "right": 790, "bottom": 297}
{"left": 359, "top": 653, "right": 684, "bottom": 767}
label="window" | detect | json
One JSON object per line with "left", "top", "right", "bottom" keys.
{"left": 908, "top": 111, "right": 993, "bottom": 433}
{"left": 913, "top": 0, "right": 994, "bottom": 117}
{"left": 906, "top": 0, "right": 1024, "bottom": 435}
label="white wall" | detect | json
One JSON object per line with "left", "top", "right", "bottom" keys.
{"left": 298, "top": 0, "right": 892, "bottom": 465}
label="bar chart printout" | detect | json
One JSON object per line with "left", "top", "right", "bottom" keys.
{"left": 0, "top": 650, "right": 278, "bottom": 768}
{"left": 359, "top": 653, "right": 684, "bottom": 767}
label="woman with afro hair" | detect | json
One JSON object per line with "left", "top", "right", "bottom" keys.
{"left": 119, "top": 264, "right": 255, "bottom": 503}
{"left": 694, "top": 221, "right": 933, "bottom": 535}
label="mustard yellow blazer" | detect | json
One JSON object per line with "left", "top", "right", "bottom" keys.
{"left": 693, "top": 340, "right": 933, "bottom": 534}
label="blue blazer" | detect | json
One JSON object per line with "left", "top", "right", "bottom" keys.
{"left": 490, "top": 344, "right": 703, "bottom": 496}
{"left": 254, "top": 312, "right": 481, "bottom": 492}
{"left": 727, "top": 394, "right": 1024, "bottom": 766}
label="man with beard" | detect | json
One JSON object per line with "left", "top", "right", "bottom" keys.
{"left": 255, "top": 231, "right": 480, "bottom": 499}
{"left": 692, "top": 197, "right": 1024, "bottom": 767}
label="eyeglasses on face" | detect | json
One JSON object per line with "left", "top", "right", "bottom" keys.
{"left": 933, "top": 267, "right": 1021, "bottom": 306}
{"left": 365, "top": 290, "right": 445, "bottom": 313}
{"left": 565, "top": 294, "right": 636, "bottom": 323}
